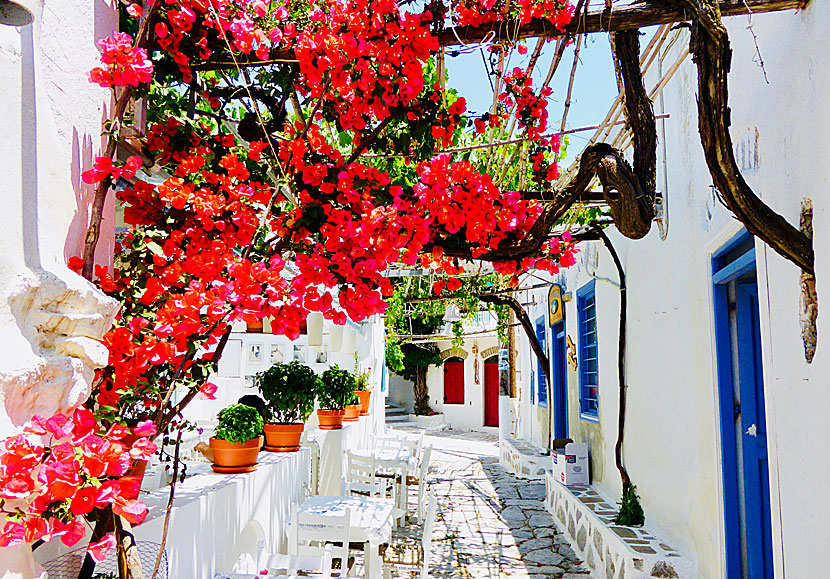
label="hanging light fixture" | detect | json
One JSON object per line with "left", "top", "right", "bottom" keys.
{"left": 0, "top": 0, "right": 40, "bottom": 27}
{"left": 442, "top": 304, "right": 463, "bottom": 322}
{"left": 306, "top": 312, "right": 323, "bottom": 346}
{"left": 329, "top": 323, "right": 343, "bottom": 352}
{"left": 343, "top": 327, "right": 356, "bottom": 353}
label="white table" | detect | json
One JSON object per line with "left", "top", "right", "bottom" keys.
{"left": 298, "top": 495, "right": 395, "bottom": 578}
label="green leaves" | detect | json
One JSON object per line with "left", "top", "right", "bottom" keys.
{"left": 254, "top": 361, "right": 318, "bottom": 424}
{"left": 318, "top": 365, "right": 356, "bottom": 410}
{"left": 215, "top": 404, "right": 264, "bottom": 444}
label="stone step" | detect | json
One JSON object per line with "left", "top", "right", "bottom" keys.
{"left": 386, "top": 414, "right": 411, "bottom": 423}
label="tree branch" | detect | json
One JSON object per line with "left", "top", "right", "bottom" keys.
{"left": 592, "top": 224, "right": 631, "bottom": 492}
{"left": 479, "top": 294, "right": 549, "bottom": 385}
{"left": 674, "top": 0, "right": 814, "bottom": 274}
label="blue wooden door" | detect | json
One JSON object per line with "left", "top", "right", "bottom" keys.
{"left": 712, "top": 231, "right": 773, "bottom": 579}
{"left": 552, "top": 321, "right": 568, "bottom": 439}
{"left": 736, "top": 282, "right": 773, "bottom": 579}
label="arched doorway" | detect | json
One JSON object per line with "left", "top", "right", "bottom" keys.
{"left": 483, "top": 355, "right": 499, "bottom": 427}
{"left": 443, "top": 356, "right": 464, "bottom": 404}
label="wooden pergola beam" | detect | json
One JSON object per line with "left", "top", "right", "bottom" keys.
{"left": 437, "top": 0, "right": 802, "bottom": 48}
{"left": 198, "top": 0, "right": 802, "bottom": 70}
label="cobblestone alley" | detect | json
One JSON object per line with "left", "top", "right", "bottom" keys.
{"left": 389, "top": 428, "right": 591, "bottom": 579}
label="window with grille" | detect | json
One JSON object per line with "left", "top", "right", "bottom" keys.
{"left": 535, "top": 317, "right": 548, "bottom": 408}
{"left": 578, "top": 281, "right": 599, "bottom": 419}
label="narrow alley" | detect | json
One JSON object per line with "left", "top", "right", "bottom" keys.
{"left": 390, "top": 428, "right": 590, "bottom": 579}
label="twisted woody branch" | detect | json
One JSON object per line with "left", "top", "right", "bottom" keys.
{"left": 442, "top": 27, "right": 656, "bottom": 263}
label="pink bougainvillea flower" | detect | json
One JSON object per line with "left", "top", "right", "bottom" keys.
{"left": 129, "top": 437, "right": 158, "bottom": 461}
{"left": 114, "top": 497, "right": 149, "bottom": 525}
{"left": 133, "top": 420, "right": 157, "bottom": 438}
{"left": 0, "top": 521, "right": 25, "bottom": 548}
{"left": 59, "top": 518, "right": 87, "bottom": 547}
{"left": 198, "top": 382, "right": 218, "bottom": 400}
{"left": 88, "top": 534, "right": 117, "bottom": 563}
{"left": 89, "top": 32, "right": 153, "bottom": 88}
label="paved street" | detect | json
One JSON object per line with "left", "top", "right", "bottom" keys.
{"left": 389, "top": 428, "right": 590, "bottom": 579}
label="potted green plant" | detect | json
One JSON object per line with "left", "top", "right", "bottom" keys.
{"left": 317, "top": 365, "right": 356, "bottom": 430}
{"left": 353, "top": 353, "right": 373, "bottom": 416}
{"left": 254, "top": 361, "right": 318, "bottom": 452}
{"left": 209, "top": 403, "right": 264, "bottom": 473}
{"left": 343, "top": 392, "right": 361, "bottom": 422}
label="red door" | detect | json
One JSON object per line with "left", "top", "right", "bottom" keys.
{"left": 484, "top": 359, "right": 499, "bottom": 427}
{"left": 443, "top": 359, "right": 464, "bottom": 404}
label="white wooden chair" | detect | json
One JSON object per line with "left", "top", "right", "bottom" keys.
{"left": 260, "top": 544, "right": 333, "bottom": 578}
{"left": 369, "top": 434, "right": 406, "bottom": 453}
{"left": 287, "top": 504, "right": 352, "bottom": 577}
{"left": 414, "top": 445, "right": 433, "bottom": 524}
{"left": 382, "top": 488, "right": 437, "bottom": 579}
{"left": 401, "top": 431, "right": 424, "bottom": 462}
{"left": 341, "top": 477, "right": 386, "bottom": 498}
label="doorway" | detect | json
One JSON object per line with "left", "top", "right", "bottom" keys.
{"left": 713, "top": 231, "right": 773, "bottom": 579}
{"left": 484, "top": 355, "right": 499, "bottom": 427}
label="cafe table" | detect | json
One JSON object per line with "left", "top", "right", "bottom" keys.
{"left": 298, "top": 494, "right": 396, "bottom": 578}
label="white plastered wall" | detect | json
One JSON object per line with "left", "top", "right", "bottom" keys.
{"left": 525, "top": 4, "right": 830, "bottom": 576}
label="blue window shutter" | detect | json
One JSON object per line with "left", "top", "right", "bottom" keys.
{"left": 536, "top": 318, "right": 548, "bottom": 408}
{"left": 577, "top": 281, "right": 599, "bottom": 419}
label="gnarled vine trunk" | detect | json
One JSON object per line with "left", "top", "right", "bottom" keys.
{"left": 413, "top": 366, "right": 430, "bottom": 415}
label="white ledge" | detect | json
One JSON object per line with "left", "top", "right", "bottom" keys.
{"left": 544, "top": 473, "right": 697, "bottom": 578}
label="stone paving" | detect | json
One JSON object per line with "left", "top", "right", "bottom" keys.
{"left": 386, "top": 428, "right": 590, "bottom": 579}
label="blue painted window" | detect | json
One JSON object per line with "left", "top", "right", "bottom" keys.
{"left": 530, "top": 370, "right": 535, "bottom": 404}
{"left": 536, "top": 317, "right": 548, "bottom": 408}
{"left": 578, "top": 281, "right": 598, "bottom": 419}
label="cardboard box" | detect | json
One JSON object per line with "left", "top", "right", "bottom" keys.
{"left": 551, "top": 442, "right": 589, "bottom": 485}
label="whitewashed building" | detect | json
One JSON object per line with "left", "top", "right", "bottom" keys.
{"left": 387, "top": 313, "right": 502, "bottom": 432}
{"left": 510, "top": 3, "right": 830, "bottom": 577}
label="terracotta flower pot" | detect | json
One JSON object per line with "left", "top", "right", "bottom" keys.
{"left": 263, "top": 423, "right": 304, "bottom": 452}
{"left": 209, "top": 436, "right": 263, "bottom": 473}
{"left": 344, "top": 404, "right": 361, "bottom": 421}
{"left": 356, "top": 390, "right": 372, "bottom": 416}
{"left": 317, "top": 409, "right": 345, "bottom": 430}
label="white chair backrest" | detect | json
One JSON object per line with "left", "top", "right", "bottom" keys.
{"left": 370, "top": 434, "right": 405, "bottom": 453}
{"left": 420, "top": 488, "right": 437, "bottom": 579}
{"left": 341, "top": 477, "right": 386, "bottom": 498}
{"left": 417, "top": 445, "right": 433, "bottom": 521}
{"left": 261, "top": 543, "right": 333, "bottom": 578}
{"left": 345, "top": 451, "right": 376, "bottom": 486}
{"left": 288, "top": 503, "right": 350, "bottom": 572}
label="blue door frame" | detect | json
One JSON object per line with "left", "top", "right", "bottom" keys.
{"left": 535, "top": 317, "right": 548, "bottom": 408}
{"left": 712, "top": 231, "right": 773, "bottom": 579}
{"left": 552, "top": 321, "right": 568, "bottom": 439}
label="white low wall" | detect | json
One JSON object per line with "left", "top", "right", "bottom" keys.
{"left": 500, "top": 436, "right": 549, "bottom": 480}
{"left": 311, "top": 416, "right": 372, "bottom": 495}
{"left": 545, "top": 473, "right": 696, "bottom": 579}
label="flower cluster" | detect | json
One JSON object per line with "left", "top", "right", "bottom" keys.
{"left": 88, "top": 32, "right": 153, "bottom": 88}
{"left": 518, "top": 0, "right": 575, "bottom": 29}
{"left": 500, "top": 67, "right": 552, "bottom": 141}
{"left": 453, "top": 0, "right": 574, "bottom": 29}
{"left": 0, "top": 408, "right": 156, "bottom": 562}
